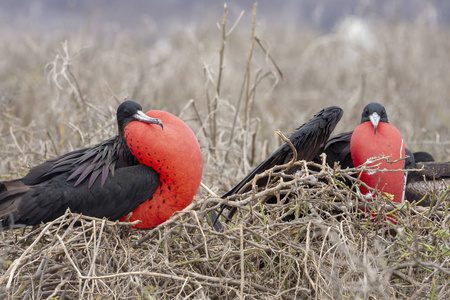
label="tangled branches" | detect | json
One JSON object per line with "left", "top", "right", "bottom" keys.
{"left": 0, "top": 163, "right": 449, "bottom": 299}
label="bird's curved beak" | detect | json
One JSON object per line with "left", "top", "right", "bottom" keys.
{"left": 134, "top": 110, "right": 164, "bottom": 130}
{"left": 369, "top": 112, "right": 380, "bottom": 134}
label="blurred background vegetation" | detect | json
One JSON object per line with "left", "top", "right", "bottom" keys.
{"left": 1, "top": 0, "right": 449, "bottom": 194}
{"left": 1, "top": 2, "right": 450, "bottom": 299}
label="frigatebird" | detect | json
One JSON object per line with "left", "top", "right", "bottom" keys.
{"left": 349, "top": 102, "right": 406, "bottom": 202}
{"left": 318, "top": 103, "right": 407, "bottom": 169}
{"left": 212, "top": 106, "right": 344, "bottom": 228}
{"left": 0, "top": 101, "right": 203, "bottom": 230}
{"left": 119, "top": 108, "right": 203, "bottom": 228}
{"left": 315, "top": 104, "right": 449, "bottom": 207}
{"left": 212, "top": 103, "right": 416, "bottom": 228}
{"left": 405, "top": 160, "right": 450, "bottom": 205}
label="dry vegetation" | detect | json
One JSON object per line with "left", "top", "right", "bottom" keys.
{"left": 1, "top": 5, "right": 450, "bottom": 299}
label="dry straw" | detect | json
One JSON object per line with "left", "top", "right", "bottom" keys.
{"left": 1, "top": 3, "right": 450, "bottom": 299}
{"left": 0, "top": 161, "right": 449, "bottom": 299}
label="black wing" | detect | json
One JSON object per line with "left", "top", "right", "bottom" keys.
{"left": 213, "top": 106, "right": 343, "bottom": 228}
{"left": 314, "top": 131, "right": 354, "bottom": 168}
{"left": 0, "top": 136, "right": 156, "bottom": 229}
{"left": 409, "top": 161, "right": 450, "bottom": 181}
{"left": 225, "top": 106, "right": 344, "bottom": 197}
{"left": 405, "top": 161, "right": 450, "bottom": 206}
{"left": 1, "top": 164, "right": 159, "bottom": 228}
{"left": 315, "top": 132, "right": 419, "bottom": 170}
{"left": 22, "top": 137, "right": 136, "bottom": 188}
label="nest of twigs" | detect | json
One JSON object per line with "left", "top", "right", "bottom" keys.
{"left": 1, "top": 162, "right": 449, "bottom": 299}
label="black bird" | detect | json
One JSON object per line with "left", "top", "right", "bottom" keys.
{"left": 316, "top": 110, "right": 449, "bottom": 207}
{"left": 403, "top": 152, "right": 450, "bottom": 206}
{"left": 0, "top": 101, "right": 163, "bottom": 229}
{"left": 212, "top": 106, "right": 344, "bottom": 229}
{"left": 315, "top": 132, "right": 419, "bottom": 169}
{"left": 315, "top": 103, "right": 413, "bottom": 168}
{"left": 413, "top": 151, "right": 435, "bottom": 163}
{"left": 212, "top": 102, "right": 446, "bottom": 229}
{"left": 405, "top": 160, "right": 450, "bottom": 206}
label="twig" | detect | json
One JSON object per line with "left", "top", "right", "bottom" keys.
{"left": 240, "top": 224, "right": 245, "bottom": 300}
{"left": 255, "top": 36, "right": 284, "bottom": 80}
{"left": 200, "top": 182, "right": 219, "bottom": 197}
{"left": 244, "top": 3, "right": 258, "bottom": 129}
{"left": 1, "top": 217, "right": 64, "bottom": 289}
{"left": 210, "top": 4, "right": 228, "bottom": 150}
{"left": 192, "top": 211, "right": 209, "bottom": 259}
{"left": 276, "top": 129, "right": 297, "bottom": 170}
{"left": 131, "top": 201, "right": 197, "bottom": 247}
{"left": 9, "top": 126, "right": 24, "bottom": 156}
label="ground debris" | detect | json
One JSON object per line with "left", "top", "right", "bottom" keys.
{"left": 1, "top": 165, "right": 449, "bottom": 299}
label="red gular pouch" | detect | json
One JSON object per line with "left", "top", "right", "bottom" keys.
{"left": 120, "top": 110, "right": 203, "bottom": 228}
{"left": 351, "top": 121, "right": 406, "bottom": 224}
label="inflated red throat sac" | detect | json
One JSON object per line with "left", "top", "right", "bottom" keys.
{"left": 351, "top": 121, "right": 405, "bottom": 202}
{"left": 350, "top": 103, "right": 406, "bottom": 223}
{"left": 121, "top": 110, "right": 203, "bottom": 228}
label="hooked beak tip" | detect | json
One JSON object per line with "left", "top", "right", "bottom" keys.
{"left": 368, "top": 112, "right": 380, "bottom": 135}
{"left": 134, "top": 110, "right": 164, "bottom": 129}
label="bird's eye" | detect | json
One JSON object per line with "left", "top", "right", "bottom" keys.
{"left": 364, "top": 109, "right": 369, "bottom": 115}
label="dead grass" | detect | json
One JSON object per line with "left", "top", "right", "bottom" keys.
{"left": 1, "top": 5, "right": 450, "bottom": 299}
{"left": 0, "top": 162, "right": 449, "bottom": 299}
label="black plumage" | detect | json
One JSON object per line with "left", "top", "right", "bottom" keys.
{"left": 316, "top": 125, "right": 449, "bottom": 207}
{"left": 212, "top": 106, "right": 343, "bottom": 228}
{"left": 405, "top": 161, "right": 450, "bottom": 206}
{"left": 0, "top": 101, "right": 163, "bottom": 229}
{"left": 316, "top": 131, "right": 415, "bottom": 170}
{"left": 315, "top": 131, "right": 353, "bottom": 169}
{"left": 315, "top": 103, "right": 394, "bottom": 169}
{"left": 212, "top": 103, "right": 448, "bottom": 230}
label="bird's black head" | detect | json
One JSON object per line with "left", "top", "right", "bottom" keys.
{"left": 405, "top": 148, "right": 415, "bottom": 170}
{"left": 413, "top": 151, "right": 435, "bottom": 163}
{"left": 116, "top": 101, "right": 163, "bottom": 135}
{"left": 360, "top": 102, "right": 389, "bottom": 134}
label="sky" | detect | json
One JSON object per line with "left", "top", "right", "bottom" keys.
{"left": 1, "top": 0, "right": 448, "bottom": 38}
